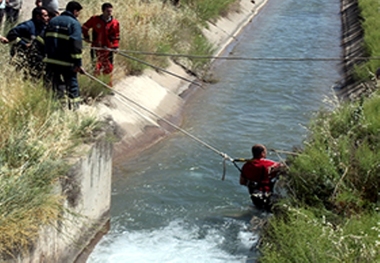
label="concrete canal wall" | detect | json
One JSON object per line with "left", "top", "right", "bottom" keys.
{"left": 2, "top": 138, "right": 112, "bottom": 263}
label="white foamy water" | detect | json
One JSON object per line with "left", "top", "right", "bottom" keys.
{"left": 88, "top": 219, "right": 257, "bottom": 263}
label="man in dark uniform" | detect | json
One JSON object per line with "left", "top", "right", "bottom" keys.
{"left": 44, "top": 1, "right": 84, "bottom": 110}
{"left": 6, "top": 6, "right": 49, "bottom": 79}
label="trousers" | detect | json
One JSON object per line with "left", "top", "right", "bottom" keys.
{"left": 45, "top": 64, "right": 80, "bottom": 99}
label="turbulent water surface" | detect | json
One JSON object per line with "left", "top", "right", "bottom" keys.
{"left": 88, "top": 0, "right": 342, "bottom": 262}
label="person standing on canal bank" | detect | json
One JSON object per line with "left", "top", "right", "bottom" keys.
{"left": 239, "top": 144, "right": 284, "bottom": 211}
{"left": 82, "top": 2, "right": 120, "bottom": 86}
{"left": 44, "top": 1, "right": 84, "bottom": 111}
{"left": 6, "top": 6, "right": 49, "bottom": 79}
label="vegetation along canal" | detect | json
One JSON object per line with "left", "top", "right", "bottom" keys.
{"left": 88, "top": 0, "right": 342, "bottom": 262}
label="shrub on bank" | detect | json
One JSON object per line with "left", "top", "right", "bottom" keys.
{"left": 286, "top": 93, "right": 380, "bottom": 214}
{"left": 354, "top": 0, "right": 380, "bottom": 80}
{"left": 259, "top": 206, "right": 380, "bottom": 263}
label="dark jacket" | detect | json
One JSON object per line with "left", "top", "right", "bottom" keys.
{"left": 44, "top": 11, "right": 82, "bottom": 67}
{"left": 6, "top": 19, "right": 46, "bottom": 57}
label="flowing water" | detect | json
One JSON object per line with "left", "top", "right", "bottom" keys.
{"left": 88, "top": 0, "right": 342, "bottom": 262}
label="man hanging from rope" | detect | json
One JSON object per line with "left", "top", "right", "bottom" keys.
{"left": 239, "top": 144, "right": 285, "bottom": 211}
{"left": 82, "top": 2, "right": 120, "bottom": 86}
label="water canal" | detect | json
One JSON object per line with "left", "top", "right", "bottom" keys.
{"left": 88, "top": 0, "right": 342, "bottom": 262}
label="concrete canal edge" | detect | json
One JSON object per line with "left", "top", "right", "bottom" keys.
{"left": 8, "top": 0, "right": 368, "bottom": 261}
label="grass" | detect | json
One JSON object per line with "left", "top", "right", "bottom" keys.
{"left": 353, "top": 0, "right": 380, "bottom": 80}
{"left": 260, "top": 206, "right": 380, "bottom": 263}
{"left": 181, "top": 0, "right": 238, "bottom": 22}
{"left": 0, "top": 46, "right": 100, "bottom": 256}
{"left": 286, "top": 92, "right": 380, "bottom": 214}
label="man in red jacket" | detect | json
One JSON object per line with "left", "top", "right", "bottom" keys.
{"left": 82, "top": 2, "right": 119, "bottom": 85}
{"left": 239, "top": 144, "right": 284, "bottom": 210}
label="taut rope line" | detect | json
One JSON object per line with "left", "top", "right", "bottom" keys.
{"left": 88, "top": 47, "right": 380, "bottom": 62}
{"left": 90, "top": 47, "right": 203, "bottom": 89}
{"left": 83, "top": 70, "right": 234, "bottom": 180}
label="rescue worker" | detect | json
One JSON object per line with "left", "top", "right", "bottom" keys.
{"left": 6, "top": 6, "right": 49, "bottom": 79}
{"left": 44, "top": 1, "right": 84, "bottom": 110}
{"left": 239, "top": 144, "right": 284, "bottom": 211}
{"left": 82, "top": 2, "right": 120, "bottom": 86}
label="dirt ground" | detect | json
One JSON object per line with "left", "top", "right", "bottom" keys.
{"left": 21, "top": 0, "right": 67, "bottom": 21}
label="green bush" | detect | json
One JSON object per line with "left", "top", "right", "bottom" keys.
{"left": 355, "top": 0, "right": 380, "bottom": 80}
{"left": 260, "top": 207, "right": 380, "bottom": 263}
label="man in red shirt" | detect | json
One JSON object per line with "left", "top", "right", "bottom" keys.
{"left": 82, "top": 2, "right": 119, "bottom": 85}
{"left": 240, "top": 144, "right": 283, "bottom": 210}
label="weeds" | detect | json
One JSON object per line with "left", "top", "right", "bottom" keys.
{"left": 0, "top": 47, "right": 99, "bottom": 256}
{"left": 353, "top": 0, "right": 380, "bottom": 80}
{"left": 260, "top": 206, "right": 380, "bottom": 263}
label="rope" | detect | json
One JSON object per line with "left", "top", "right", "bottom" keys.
{"left": 88, "top": 46, "right": 380, "bottom": 62}
{"left": 90, "top": 47, "right": 203, "bottom": 88}
{"left": 82, "top": 70, "right": 234, "bottom": 179}
{"left": 269, "top": 149, "right": 289, "bottom": 170}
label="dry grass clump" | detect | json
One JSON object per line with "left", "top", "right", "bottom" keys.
{"left": 0, "top": 48, "right": 99, "bottom": 257}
